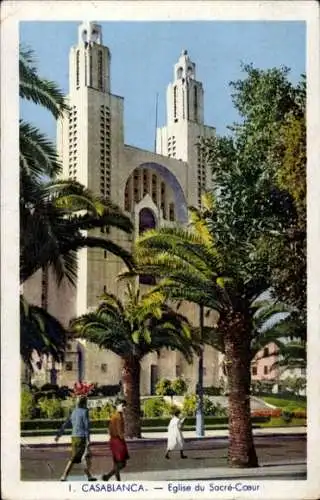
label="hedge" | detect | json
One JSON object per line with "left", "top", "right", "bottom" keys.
{"left": 21, "top": 415, "right": 271, "bottom": 431}
{"left": 21, "top": 423, "right": 269, "bottom": 438}
{"left": 251, "top": 409, "right": 306, "bottom": 419}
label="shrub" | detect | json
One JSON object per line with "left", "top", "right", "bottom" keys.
{"left": 182, "top": 394, "right": 226, "bottom": 417}
{"left": 94, "top": 384, "right": 121, "bottom": 397}
{"left": 155, "top": 378, "right": 174, "bottom": 396}
{"left": 203, "top": 397, "right": 216, "bottom": 416}
{"left": 40, "top": 383, "right": 59, "bottom": 393}
{"left": 251, "top": 408, "right": 282, "bottom": 418}
{"left": 21, "top": 388, "right": 34, "bottom": 420}
{"left": 292, "top": 408, "right": 306, "bottom": 418}
{"left": 143, "top": 397, "right": 168, "bottom": 417}
{"left": 203, "top": 386, "right": 221, "bottom": 396}
{"left": 38, "top": 397, "right": 64, "bottom": 419}
{"left": 281, "top": 409, "right": 294, "bottom": 423}
{"left": 90, "top": 402, "right": 115, "bottom": 421}
{"left": 182, "top": 394, "right": 197, "bottom": 416}
{"left": 171, "top": 378, "right": 187, "bottom": 396}
{"left": 57, "top": 386, "right": 73, "bottom": 399}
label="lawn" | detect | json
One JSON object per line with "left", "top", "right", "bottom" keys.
{"left": 262, "top": 396, "right": 307, "bottom": 409}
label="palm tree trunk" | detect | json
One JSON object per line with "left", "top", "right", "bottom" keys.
{"left": 122, "top": 355, "right": 141, "bottom": 438}
{"left": 196, "top": 304, "right": 204, "bottom": 436}
{"left": 42, "top": 265, "right": 57, "bottom": 382}
{"left": 224, "top": 313, "right": 258, "bottom": 468}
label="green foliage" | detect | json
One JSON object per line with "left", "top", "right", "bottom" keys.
{"left": 89, "top": 402, "right": 115, "bottom": 421}
{"left": 37, "top": 397, "right": 64, "bottom": 419}
{"left": 203, "top": 386, "right": 222, "bottom": 396}
{"left": 155, "top": 378, "right": 173, "bottom": 396}
{"left": 262, "top": 396, "right": 307, "bottom": 410}
{"left": 171, "top": 378, "right": 188, "bottom": 396}
{"left": 281, "top": 376, "right": 306, "bottom": 397}
{"left": 182, "top": 394, "right": 197, "bottom": 416}
{"left": 182, "top": 393, "right": 227, "bottom": 417}
{"left": 281, "top": 410, "right": 293, "bottom": 423}
{"left": 155, "top": 377, "right": 187, "bottom": 396}
{"left": 21, "top": 388, "right": 34, "bottom": 420}
{"left": 143, "top": 398, "right": 169, "bottom": 417}
{"left": 20, "top": 295, "right": 67, "bottom": 370}
{"left": 263, "top": 417, "right": 306, "bottom": 428}
{"left": 71, "top": 283, "right": 194, "bottom": 362}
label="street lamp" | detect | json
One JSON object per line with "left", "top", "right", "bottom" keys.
{"left": 196, "top": 304, "right": 205, "bottom": 437}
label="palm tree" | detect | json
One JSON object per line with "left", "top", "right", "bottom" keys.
{"left": 20, "top": 295, "right": 67, "bottom": 372}
{"left": 70, "top": 283, "right": 196, "bottom": 438}
{"left": 20, "top": 180, "right": 133, "bottom": 286}
{"left": 132, "top": 194, "right": 271, "bottom": 467}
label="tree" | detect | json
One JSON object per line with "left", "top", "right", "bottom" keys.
{"left": 282, "top": 375, "right": 306, "bottom": 397}
{"left": 133, "top": 194, "right": 266, "bottom": 466}
{"left": 201, "top": 64, "right": 306, "bottom": 374}
{"left": 20, "top": 295, "right": 67, "bottom": 371}
{"left": 70, "top": 283, "right": 196, "bottom": 438}
{"left": 20, "top": 180, "right": 133, "bottom": 286}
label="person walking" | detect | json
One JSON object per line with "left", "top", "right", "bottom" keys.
{"left": 102, "top": 402, "right": 129, "bottom": 481}
{"left": 54, "top": 396, "right": 96, "bottom": 481}
{"left": 165, "top": 409, "right": 188, "bottom": 459}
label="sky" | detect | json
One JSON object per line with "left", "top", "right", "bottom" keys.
{"left": 20, "top": 21, "right": 306, "bottom": 151}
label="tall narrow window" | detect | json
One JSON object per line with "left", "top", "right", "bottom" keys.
{"left": 98, "top": 51, "right": 103, "bottom": 90}
{"left": 169, "top": 203, "right": 175, "bottom": 221}
{"left": 194, "top": 86, "right": 198, "bottom": 120}
{"left": 173, "top": 85, "right": 177, "bottom": 120}
{"left": 76, "top": 50, "right": 80, "bottom": 88}
{"left": 84, "top": 51, "right": 87, "bottom": 86}
{"left": 182, "top": 89, "right": 185, "bottom": 119}
{"left": 89, "top": 47, "right": 93, "bottom": 87}
{"left": 139, "top": 208, "right": 156, "bottom": 285}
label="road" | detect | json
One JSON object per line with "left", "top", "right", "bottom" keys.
{"left": 21, "top": 434, "right": 306, "bottom": 481}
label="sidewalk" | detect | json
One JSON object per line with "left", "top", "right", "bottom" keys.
{"left": 21, "top": 426, "right": 306, "bottom": 447}
{"left": 122, "top": 462, "right": 306, "bottom": 481}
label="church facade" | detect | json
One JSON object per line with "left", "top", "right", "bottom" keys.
{"left": 22, "top": 22, "right": 223, "bottom": 395}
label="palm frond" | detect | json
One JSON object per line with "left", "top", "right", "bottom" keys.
{"left": 20, "top": 120, "right": 62, "bottom": 179}
{"left": 20, "top": 295, "right": 66, "bottom": 369}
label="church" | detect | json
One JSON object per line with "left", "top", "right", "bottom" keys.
{"left": 22, "top": 21, "right": 222, "bottom": 395}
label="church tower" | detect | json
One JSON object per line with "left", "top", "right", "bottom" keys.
{"left": 57, "top": 22, "right": 126, "bottom": 315}
{"left": 156, "top": 50, "right": 215, "bottom": 206}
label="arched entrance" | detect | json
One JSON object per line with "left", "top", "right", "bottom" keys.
{"left": 124, "top": 162, "right": 188, "bottom": 223}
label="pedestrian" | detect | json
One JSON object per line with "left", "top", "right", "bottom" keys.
{"left": 102, "top": 401, "right": 130, "bottom": 481}
{"left": 54, "top": 395, "right": 96, "bottom": 481}
{"left": 165, "top": 409, "right": 188, "bottom": 459}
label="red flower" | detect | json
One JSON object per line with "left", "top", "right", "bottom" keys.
{"left": 72, "top": 381, "right": 94, "bottom": 397}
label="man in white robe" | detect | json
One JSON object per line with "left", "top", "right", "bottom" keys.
{"left": 165, "top": 410, "right": 188, "bottom": 459}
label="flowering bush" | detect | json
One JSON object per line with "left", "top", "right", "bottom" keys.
{"left": 251, "top": 409, "right": 282, "bottom": 418}
{"left": 251, "top": 408, "right": 306, "bottom": 420}
{"left": 72, "top": 381, "right": 95, "bottom": 397}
